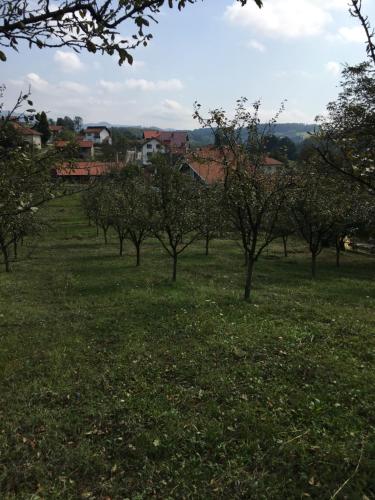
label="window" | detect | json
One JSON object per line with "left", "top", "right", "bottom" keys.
{"left": 147, "top": 144, "right": 153, "bottom": 150}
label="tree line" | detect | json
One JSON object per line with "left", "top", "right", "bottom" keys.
{"left": 80, "top": 98, "right": 373, "bottom": 301}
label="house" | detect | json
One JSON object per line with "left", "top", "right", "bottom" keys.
{"left": 55, "top": 139, "right": 95, "bottom": 160}
{"left": 179, "top": 146, "right": 283, "bottom": 184}
{"left": 47, "top": 125, "right": 64, "bottom": 144}
{"left": 141, "top": 129, "right": 189, "bottom": 165}
{"left": 54, "top": 161, "right": 122, "bottom": 182}
{"left": 10, "top": 122, "right": 42, "bottom": 149}
{"left": 141, "top": 138, "right": 166, "bottom": 165}
{"left": 83, "top": 126, "right": 112, "bottom": 145}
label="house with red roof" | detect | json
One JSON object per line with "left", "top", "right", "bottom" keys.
{"left": 53, "top": 161, "right": 123, "bottom": 181}
{"left": 47, "top": 125, "right": 64, "bottom": 144}
{"left": 141, "top": 129, "right": 189, "bottom": 165}
{"left": 83, "top": 126, "right": 112, "bottom": 145}
{"left": 54, "top": 139, "right": 95, "bottom": 160}
{"left": 179, "top": 146, "right": 284, "bottom": 184}
{"left": 10, "top": 122, "right": 42, "bottom": 149}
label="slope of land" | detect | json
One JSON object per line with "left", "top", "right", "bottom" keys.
{"left": 0, "top": 195, "right": 374, "bottom": 498}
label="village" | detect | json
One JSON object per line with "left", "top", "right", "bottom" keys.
{"left": 9, "top": 118, "right": 283, "bottom": 183}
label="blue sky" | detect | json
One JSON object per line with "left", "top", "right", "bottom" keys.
{"left": 2, "top": 0, "right": 375, "bottom": 129}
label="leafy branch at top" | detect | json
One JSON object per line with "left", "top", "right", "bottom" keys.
{"left": 0, "top": 0, "right": 262, "bottom": 64}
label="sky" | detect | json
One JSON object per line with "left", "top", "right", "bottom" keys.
{"left": 2, "top": 0, "right": 375, "bottom": 129}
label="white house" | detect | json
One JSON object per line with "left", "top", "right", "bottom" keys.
{"left": 11, "top": 122, "right": 42, "bottom": 149}
{"left": 83, "top": 126, "right": 112, "bottom": 145}
{"left": 142, "top": 138, "right": 165, "bottom": 165}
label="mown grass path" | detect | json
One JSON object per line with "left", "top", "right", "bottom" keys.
{"left": 0, "top": 196, "right": 374, "bottom": 498}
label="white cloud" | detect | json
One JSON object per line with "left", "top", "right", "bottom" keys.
{"left": 99, "top": 78, "right": 183, "bottom": 92}
{"left": 125, "top": 78, "right": 183, "bottom": 91}
{"left": 99, "top": 80, "right": 125, "bottom": 92}
{"left": 59, "top": 81, "right": 88, "bottom": 93}
{"left": 144, "top": 99, "right": 194, "bottom": 128}
{"left": 225, "top": 0, "right": 346, "bottom": 39}
{"left": 5, "top": 74, "right": 187, "bottom": 127}
{"left": 53, "top": 51, "right": 84, "bottom": 72}
{"left": 325, "top": 61, "right": 341, "bottom": 76}
{"left": 26, "top": 73, "right": 49, "bottom": 91}
{"left": 162, "top": 99, "right": 185, "bottom": 111}
{"left": 246, "top": 39, "right": 266, "bottom": 52}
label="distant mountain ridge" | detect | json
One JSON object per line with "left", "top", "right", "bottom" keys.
{"left": 86, "top": 122, "right": 316, "bottom": 146}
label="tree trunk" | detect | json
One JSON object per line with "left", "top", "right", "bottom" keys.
{"left": 13, "top": 240, "right": 18, "bottom": 261}
{"left": 136, "top": 244, "right": 141, "bottom": 266}
{"left": 119, "top": 237, "right": 124, "bottom": 257}
{"left": 205, "top": 234, "right": 210, "bottom": 256}
{"left": 244, "top": 248, "right": 248, "bottom": 267}
{"left": 282, "top": 235, "right": 288, "bottom": 258}
{"left": 244, "top": 254, "right": 255, "bottom": 301}
{"left": 311, "top": 252, "right": 317, "bottom": 279}
{"left": 103, "top": 227, "right": 108, "bottom": 245}
{"left": 1, "top": 244, "right": 10, "bottom": 272}
{"left": 172, "top": 252, "right": 177, "bottom": 282}
{"left": 96, "top": 224, "right": 99, "bottom": 237}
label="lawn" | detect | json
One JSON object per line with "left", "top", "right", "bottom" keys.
{"left": 0, "top": 194, "right": 374, "bottom": 499}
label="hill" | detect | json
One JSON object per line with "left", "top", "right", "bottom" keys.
{"left": 87, "top": 123, "right": 316, "bottom": 147}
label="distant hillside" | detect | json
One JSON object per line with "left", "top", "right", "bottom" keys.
{"left": 188, "top": 124, "right": 316, "bottom": 148}
{"left": 90, "top": 123, "right": 317, "bottom": 147}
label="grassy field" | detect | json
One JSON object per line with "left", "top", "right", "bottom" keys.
{"left": 0, "top": 194, "right": 375, "bottom": 499}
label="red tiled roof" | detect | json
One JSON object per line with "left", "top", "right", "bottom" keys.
{"left": 143, "top": 130, "right": 160, "bottom": 140}
{"left": 143, "top": 130, "right": 189, "bottom": 148}
{"left": 55, "top": 140, "right": 93, "bottom": 148}
{"left": 55, "top": 162, "right": 117, "bottom": 177}
{"left": 78, "top": 140, "right": 94, "bottom": 148}
{"left": 183, "top": 146, "right": 283, "bottom": 184}
{"left": 160, "top": 131, "right": 188, "bottom": 147}
{"left": 183, "top": 147, "right": 227, "bottom": 184}
{"left": 262, "top": 156, "right": 283, "bottom": 166}
{"left": 49, "top": 125, "right": 63, "bottom": 132}
{"left": 11, "top": 122, "right": 42, "bottom": 136}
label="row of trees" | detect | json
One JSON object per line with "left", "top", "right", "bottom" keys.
{"left": 0, "top": 90, "right": 81, "bottom": 272}
{"left": 0, "top": 122, "right": 49, "bottom": 271}
{"left": 81, "top": 100, "right": 373, "bottom": 300}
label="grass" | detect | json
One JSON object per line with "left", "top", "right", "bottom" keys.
{"left": 0, "top": 194, "right": 375, "bottom": 499}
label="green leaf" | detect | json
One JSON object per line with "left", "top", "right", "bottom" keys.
{"left": 86, "top": 40, "right": 96, "bottom": 53}
{"left": 0, "top": 50, "right": 7, "bottom": 62}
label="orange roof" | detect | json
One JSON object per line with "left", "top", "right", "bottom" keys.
{"left": 55, "top": 162, "right": 117, "bottom": 177}
{"left": 183, "top": 146, "right": 283, "bottom": 184}
{"left": 49, "top": 125, "right": 63, "bottom": 132}
{"left": 55, "top": 139, "right": 93, "bottom": 148}
{"left": 262, "top": 156, "right": 283, "bottom": 166}
{"left": 143, "top": 130, "right": 160, "bottom": 140}
{"left": 143, "top": 130, "right": 189, "bottom": 148}
{"left": 11, "top": 122, "right": 42, "bottom": 136}
{"left": 78, "top": 140, "right": 94, "bottom": 148}
{"left": 183, "top": 147, "right": 226, "bottom": 184}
